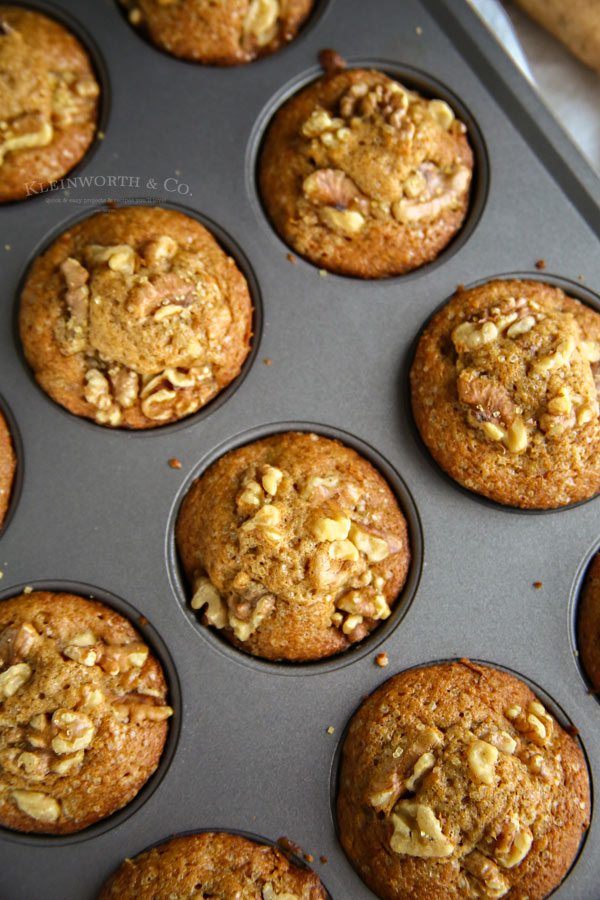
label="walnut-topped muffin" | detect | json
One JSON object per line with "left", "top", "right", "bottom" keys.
{"left": 19, "top": 206, "right": 253, "bottom": 428}
{"left": 176, "top": 432, "right": 411, "bottom": 661}
{"left": 0, "top": 591, "right": 173, "bottom": 834}
{"left": 259, "top": 68, "right": 474, "bottom": 277}
{"left": 337, "top": 660, "right": 590, "bottom": 900}
{"left": 0, "top": 6, "right": 100, "bottom": 203}
{"left": 120, "top": 0, "right": 315, "bottom": 65}
{"left": 411, "top": 279, "right": 600, "bottom": 508}
{"left": 0, "top": 408, "right": 15, "bottom": 528}
{"left": 577, "top": 550, "right": 600, "bottom": 691}
{"left": 99, "top": 831, "right": 327, "bottom": 898}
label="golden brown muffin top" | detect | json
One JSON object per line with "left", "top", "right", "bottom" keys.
{"left": 577, "top": 551, "right": 600, "bottom": 691}
{"left": 0, "top": 409, "right": 15, "bottom": 528}
{"left": 411, "top": 280, "right": 600, "bottom": 508}
{"left": 0, "top": 6, "right": 99, "bottom": 202}
{"left": 177, "top": 432, "right": 410, "bottom": 661}
{"left": 19, "top": 206, "right": 253, "bottom": 428}
{"left": 99, "top": 831, "right": 327, "bottom": 898}
{"left": 120, "top": 0, "right": 314, "bottom": 65}
{"left": 0, "top": 592, "right": 172, "bottom": 834}
{"left": 259, "top": 68, "right": 473, "bottom": 277}
{"left": 337, "top": 661, "right": 590, "bottom": 900}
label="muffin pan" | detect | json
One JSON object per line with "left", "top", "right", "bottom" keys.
{"left": 1, "top": 0, "right": 600, "bottom": 896}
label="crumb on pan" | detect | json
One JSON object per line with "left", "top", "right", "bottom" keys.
{"left": 318, "top": 48, "right": 346, "bottom": 74}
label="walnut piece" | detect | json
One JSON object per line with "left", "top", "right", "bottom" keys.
{"left": 0, "top": 121, "right": 53, "bottom": 166}
{"left": 505, "top": 700, "right": 554, "bottom": 747}
{"left": 262, "top": 885, "right": 299, "bottom": 900}
{"left": 85, "top": 243, "right": 136, "bottom": 275}
{"left": 368, "top": 727, "right": 442, "bottom": 813}
{"left": 390, "top": 801, "right": 454, "bottom": 858}
{"left": 191, "top": 577, "right": 228, "bottom": 628}
{"left": 302, "top": 168, "right": 365, "bottom": 211}
{"left": 51, "top": 709, "right": 95, "bottom": 755}
{"left": 11, "top": 790, "right": 60, "bottom": 823}
{"left": 463, "top": 850, "right": 510, "bottom": 899}
{"left": 392, "top": 165, "right": 470, "bottom": 224}
{"left": 494, "top": 822, "right": 533, "bottom": 869}
{"left": 467, "top": 739, "right": 499, "bottom": 785}
{"left": 260, "top": 465, "right": 283, "bottom": 496}
{"left": 0, "top": 662, "right": 32, "bottom": 699}
{"left": 243, "top": 0, "right": 279, "bottom": 47}
{"left": 312, "top": 513, "right": 351, "bottom": 542}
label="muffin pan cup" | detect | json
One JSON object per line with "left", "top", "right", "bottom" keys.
{"left": 0, "top": 0, "right": 600, "bottom": 897}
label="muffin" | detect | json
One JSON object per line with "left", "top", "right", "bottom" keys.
{"left": 577, "top": 550, "right": 600, "bottom": 690}
{"left": 19, "top": 206, "right": 253, "bottom": 429}
{"left": 259, "top": 67, "right": 473, "bottom": 277}
{"left": 0, "top": 6, "right": 100, "bottom": 203}
{"left": 0, "top": 408, "right": 15, "bottom": 528}
{"left": 337, "top": 660, "right": 590, "bottom": 900}
{"left": 0, "top": 591, "right": 173, "bottom": 834}
{"left": 120, "top": 0, "right": 315, "bottom": 65}
{"left": 99, "top": 831, "right": 327, "bottom": 898}
{"left": 176, "top": 432, "right": 410, "bottom": 661}
{"left": 411, "top": 279, "right": 600, "bottom": 508}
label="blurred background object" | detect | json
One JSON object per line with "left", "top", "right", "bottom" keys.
{"left": 468, "top": 0, "right": 600, "bottom": 173}
{"left": 512, "top": 0, "right": 600, "bottom": 75}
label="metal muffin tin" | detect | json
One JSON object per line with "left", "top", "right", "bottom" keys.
{"left": 1, "top": 0, "right": 600, "bottom": 896}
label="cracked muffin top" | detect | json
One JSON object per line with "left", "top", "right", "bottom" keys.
{"left": 19, "top": 206, "right": 253, "bottom": 429}
{"left": 99, "top": 831, "right": 327, "bottom": 898}
{"left": 259, "top": 67, "right": 473, "bottom": 277}
{"left": 176, "top": 432, "right": 411, "bottom": 662}
{"left": 0, "top": 6, "right": 100, "bottom": 203}
{"left": 0, "top": 591, "right": 173, "bottom": 834}
{"left": 337, "top": 660, "right": 590, "bottom": 900}
{"left": 410, "top": 279, "right": 600, "bottom": 508}
{"left": 577, "top": 551, "right": 600, "bottom": 692}
{"left": 0, "top": 409, "right": 15, "bottom": 528}
{"left": 119, "top": 0, "right": 314, "bottom": 65}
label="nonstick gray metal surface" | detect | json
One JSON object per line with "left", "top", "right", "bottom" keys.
{"left": 1, "top": 0, "right": 600, "bottom": 897}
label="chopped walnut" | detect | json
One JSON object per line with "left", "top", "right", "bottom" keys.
{"left": 243, "top": 0, "right": 279, "bottom": 48}
{"left": 141, "top": 235, "right": 178, "bottom": 267}
{"left": 0, "top": 662, "right": 32, "bottom": 699}
{"left": 457, "top": 372, "right": 515, "bottom": 427}
{"left": 0, "top": 119, "right": 53, "bottom": 167}
{"left": 505, "top": 700, "right": 554, "bottom": 747}
{"left": 11, "top": 790, "right": 60, "bottom": 824}
{"left": 463, "top": 850, "right": 510, "bottom": 899}
{"left": 367, "top": 727, "right": 443, "bottom": 814}
{"left": 494, "top": 822, "right": 533, "bottom": 869}
{"left": 392, "top": 165, "right": 470, "bottom": 224}
{"left": 302, "top": 168, "right": 367, "bottom": 212}
{"left": 109, "top": 367, "right": 139, "bottom": 409}
{"left": 390, "top": 801, "right": 454, "bottom": 858}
